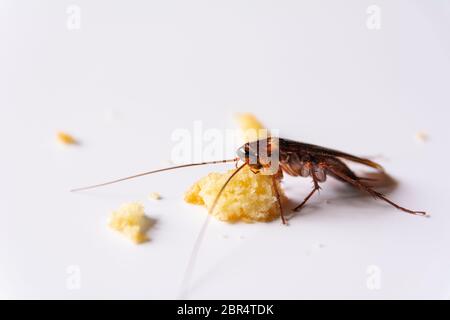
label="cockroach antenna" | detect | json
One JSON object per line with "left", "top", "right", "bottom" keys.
{"left": 178, "top": 162, "right": 247, "bottom": 298}
{"left": 70, "top": 158, "right": 240, "bottom": 192}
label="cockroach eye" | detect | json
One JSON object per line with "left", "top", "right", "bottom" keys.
{"left": 237, "top": 146, "right": 247, "bottom": 160}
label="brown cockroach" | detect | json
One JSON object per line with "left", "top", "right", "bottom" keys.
{"left": 243, "top": 137, "right": 428, "bottom": 222}
{"left": 72, "top": 136, "right": 427, "bottom": 220}
{"left": 72, "top": 137, "right": 427, "bottom": 294}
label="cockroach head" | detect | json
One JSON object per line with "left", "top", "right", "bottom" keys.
{"left": 237, "top": 137, "right": 277, "bottom": 174}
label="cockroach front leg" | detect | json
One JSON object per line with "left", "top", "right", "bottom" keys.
{"left": 272, "top": 174, "right": 287, "bottom": 225}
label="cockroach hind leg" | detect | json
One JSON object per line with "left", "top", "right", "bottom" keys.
{"left": 356, "top": 177, "right": 378, "bottom": 182}
{"left": 386, "top": 200, "right": 429, "bottom": 217}
{"left": 392, "top": 205, "right": 429, "bottom": 217}
{"left": 328, "top": 166, "right": 429, "bottom": 218}
{"left": 356, "top": 185, "right": 428, "bottom": 217}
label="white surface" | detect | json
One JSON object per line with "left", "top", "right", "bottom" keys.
{"left": 1, "top": 0, "right": 449, "bottom": 299}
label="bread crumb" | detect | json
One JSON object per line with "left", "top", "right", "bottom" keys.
{"left": 185, "top": 113, "right": 285, "bottom": 223}
{"left": 185, "top": 165, "right": 284, "bottom": 223}
{"left": 148, "top": 192, "right": 162, "bottom": 200}
{"left": 57, "top": 131, "right": 77, "bottom": 145}
{"left": 108, "top": 202, "right": 151, "bottom": 244}
{"left": 235, "top": 113, "right": 270, "bottom": 143}
{"left": 415, "top": 131, "right": 429, "bottom": 143}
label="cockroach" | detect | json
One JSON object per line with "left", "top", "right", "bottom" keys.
{"left": 71, "top": 137, "right": 427, "bottom": 294}
{"left": 72, "top": 136, "right": 427, "bottom": 219}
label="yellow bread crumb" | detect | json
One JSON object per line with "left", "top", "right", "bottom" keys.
{"left": 415, "top": 131, "right": 429, "bottom": 143}
{"left": 185, "top": 113, "right": 285, "bottom": 223}
{"left": 148, "top": 192, "right": 162, "bottom": 200}
{"left": 108, "top": 202, "right": 151, "bottom": 244}
{"left": 235, "top": 113, "right": 269, "bottom": 142}
{"left": 184, "top": 165, "right": 283, "bottom": 223}
{"left": 57, "top": 131, "right": 77, "bottom": 145}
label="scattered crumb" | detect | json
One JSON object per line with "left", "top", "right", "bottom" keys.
{"left": 316, "top": 243, "right": 325, "bottom": 249}
{"left": 184, "top": 165, "right": 284, "bottom": 223}
{"left": 57, "top": 131, "right": 77, "bottom": 145}
{"left": 148, "top": 192, "right": 162, "bottom": 201}
{"left": 235, "top": 113, "right": 270, "bottom": 143}
{"left": 108, "top": 202, "right": 151, "bottom": 244}
{"left": 415, "top": 131, "right": 429, "bottom": 143}
{"left": 222, "top": 234, "right": 229, "bottom": 239}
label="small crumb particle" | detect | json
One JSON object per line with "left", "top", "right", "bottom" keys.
{"left": 316, "top": 243, "right": 325, "bottom": 249}
{"left": 415, "top": 131, "right": 429, "bottom": 143}
{"left": 108, "top": 202, "right": 152, "bottom": 244}
{"left": 148, "top": 192, "right": 162, "bottom": 200}
{"left": 222, "top": 234, "right": 229, "bottom": 239}
{"left": 57, "top": 131, "right": 77, "bottom": 145}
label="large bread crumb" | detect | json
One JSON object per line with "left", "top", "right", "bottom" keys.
{"left": 184, "top": 113, "right": 285, "bottom": 222}
{"left": 185, "top": 164, "right": 283, "bottom": 223}
{"left": 185, "top": 113, "right": 284, "bottom": 223}
{"left": 108, "top": 202, "right": 151, "bottom": 244}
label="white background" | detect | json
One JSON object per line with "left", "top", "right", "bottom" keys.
{"left": 1, "top": 0, "right": 449, "bottom": 299}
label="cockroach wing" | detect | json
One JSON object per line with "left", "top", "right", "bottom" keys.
{"left": 278, "top": 138, "right": 384, "bottom": 172}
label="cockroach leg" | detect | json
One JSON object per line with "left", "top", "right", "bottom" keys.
{"left": 356, "top": 177, "right": 378, "bottom": 182}
{"left": 327, "top": 166, "right": 428, "bottom": 217}
{"left": 293, "top": 166, "right": 321, "bottom": 212}
{"left": 293, "top": 186, "right": 319, "bottom": 212}
{"left": 271, "top": 175, "right": 286, "bottom": 225}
